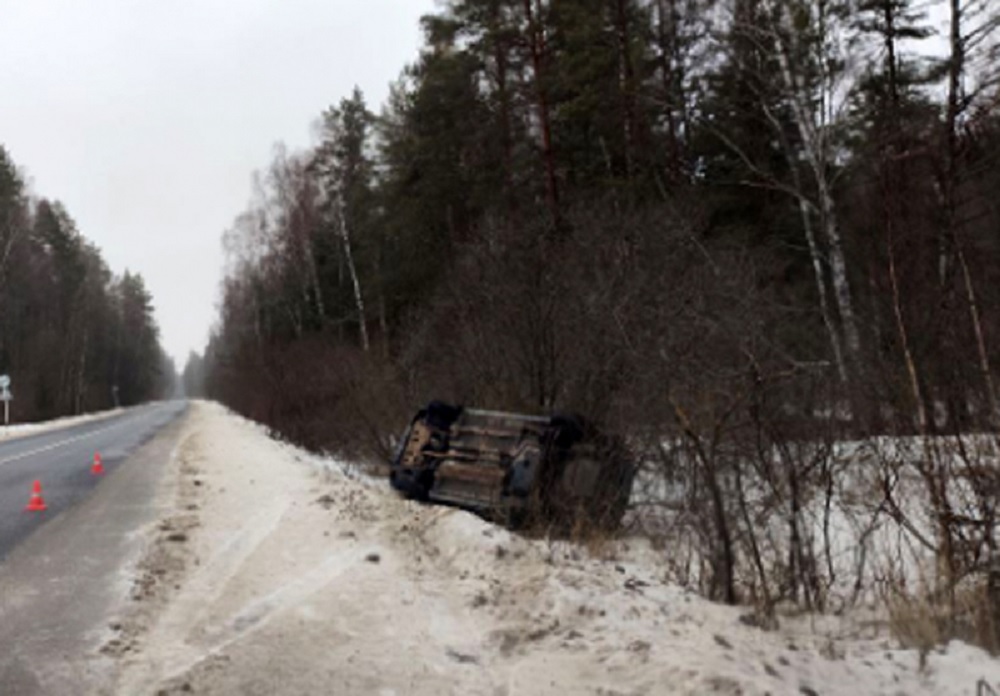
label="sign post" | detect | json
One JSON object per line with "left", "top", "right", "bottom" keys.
{"left": 0, "top": 375, "right": 12, "bottom": 428}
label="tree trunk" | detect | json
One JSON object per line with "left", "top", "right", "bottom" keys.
{"left": 954, "top": 228, "right": 998, "bottom": 427}
{"left": 614, "top": 0, "right": 636, "bottom": 181}
{"left": 305, "top": 233, "right": 326, "bottom": 324}
{"left": 76, "top": 329, "right": 88, "bottom": 415}
{"left": 336, "top": 193, "right": 370, "bottom": 352}
{"left": 0, "top": 213, "right": 21, "bottom": 290}
{"left": 943, "top": 0, "right": 962, "bottom": 286}
{"left": 522, "top": 0, "right": 560, "bottom": 224}
{"left": 375, "top": 249, "right": 390, "bottom": 358}
{"left": 882, "top": 0, "right": 900, "bottom": 113}
{"left": 884, "top": 166, "right": 928, "bottom": 432}
{"left": 655, "top": 0, "right": 684, "bottom": 181}
{"left": 942, "top": 0, "right": 998, "bottom": 427}
{"left": 819, "top": 188, "right": 861, "bottom": 359}
{"left": 797, "top": 196, "right": 848, "bottom": 385}
{"left": 491, "top": 0, "right": 516, "bottom": 208}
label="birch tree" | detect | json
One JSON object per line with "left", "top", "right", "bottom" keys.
{"left": 762, "top": 0, "right": 863, "bottom": 371}
{"left": 704, "top": 0, "right": 857, "bottom": 385}
{"left": 313, "top": 90, "right": 376, "bottom": 353}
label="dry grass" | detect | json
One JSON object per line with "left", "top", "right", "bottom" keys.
{"left": 888, "top": 575, "right": 999, "bottom": 660}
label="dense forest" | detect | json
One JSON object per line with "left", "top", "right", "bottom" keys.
{"left": 0, "top": 146, "right": 171, "bottom": 421}
{"left": 204, "top": 0, "right": 1000, "bottom": 451}
{"left": 202, "top": 0, "right": 1000, "bottom": 644}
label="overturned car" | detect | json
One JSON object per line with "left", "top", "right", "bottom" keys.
{"left": 389, "top": 402, "right": 635, "bottom": 531}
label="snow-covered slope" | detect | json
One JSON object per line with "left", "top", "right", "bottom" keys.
{"left": 105, "top": 402, "right": 1000, "bottom": 695}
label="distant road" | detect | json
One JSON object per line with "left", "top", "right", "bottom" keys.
{"left": 0, "top": 401, "right": 187, "bottom": 560}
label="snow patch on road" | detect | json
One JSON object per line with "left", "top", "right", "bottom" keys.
{"left": 103, "top": 402, "right": 1000, "bottom": 695}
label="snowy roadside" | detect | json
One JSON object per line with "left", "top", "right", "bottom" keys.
{"left": 0, "top": 405, "right": 127, "bottom": 441}
{"left": 102, "top": 402, "right": 1000, "bottom": 695}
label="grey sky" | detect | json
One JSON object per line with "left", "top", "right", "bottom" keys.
{"left": 0, "top": 0, "right": 436, "bottom": 365}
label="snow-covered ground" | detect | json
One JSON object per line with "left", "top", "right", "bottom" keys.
{"left": 0, "top": 406, "right": 126, "bottom": 441}
{"left": 103, "top": 402, "right": 1000, "bottom": 695}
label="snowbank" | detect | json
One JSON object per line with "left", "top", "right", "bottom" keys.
{"left": 1, "top": 406, "right": 127, "bottom": 441}
{"left": 104, "top": 402, "right": 1000, "bottom": 695}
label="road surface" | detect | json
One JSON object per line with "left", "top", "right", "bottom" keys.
{"left": 0, "top": 400, "right": 188, "bottom": 695}
{"left": 0, "top": 401, "right": 186, "bottom": 559}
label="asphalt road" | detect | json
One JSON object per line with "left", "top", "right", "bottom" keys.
{"left": 0, "top": 401, "right": 187, "bottom": 561}
{"left": 0, "top": 400, "right": 189, "bottom": 695}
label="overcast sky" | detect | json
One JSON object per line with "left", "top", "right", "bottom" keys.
{"left": 0, "top": 0, "right": 963, "bottom": 370}
{"left": 0, "top": 0, "right": 436, "bottom": 366}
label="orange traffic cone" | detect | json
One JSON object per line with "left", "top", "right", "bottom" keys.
{"left": 91, "top": 451, "right": 104, "bottom": 476}
{"left": 25, "top": 480, "right": 48, "bottom": 512}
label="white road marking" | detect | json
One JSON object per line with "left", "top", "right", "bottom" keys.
{"left": 0, "top": 408, "right": 159, "bottom": 468}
